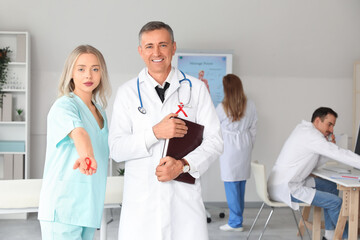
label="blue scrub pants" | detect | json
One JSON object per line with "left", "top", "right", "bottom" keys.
{"left": 291, "top": 177, "right": 347, "bottom": 238}
{"left": 40, "top": 220, "right": 96, "bottom": 240}
{"left": 224, "top": 180, "right": 246, "bottom": 228}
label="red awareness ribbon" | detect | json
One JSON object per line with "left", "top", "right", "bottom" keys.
{"left": 175, "top": 102, "right": 188, "bottom": 117}
{"left": 85, "top": 157, "right": 96, "bottom": 171}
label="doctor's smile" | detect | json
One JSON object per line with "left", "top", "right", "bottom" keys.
{"left": 152, "top": 58, "right": 164, "bottom": 62}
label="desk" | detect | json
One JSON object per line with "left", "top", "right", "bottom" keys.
{"left": 0, "top": 176, "right": 123, "bottom": 240}
{"left": 312, "top": 167, "right": 360, "bottom": 240}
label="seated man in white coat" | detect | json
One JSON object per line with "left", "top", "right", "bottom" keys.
{"left": 109, "top": 21, "right": 223, "bottom": 240}
{"left": 268, "top": 107, "right": 360, "bottom": 240}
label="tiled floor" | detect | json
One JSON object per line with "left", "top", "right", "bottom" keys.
{"left": 0, "top": 206, "right": 314, "bottom": 240}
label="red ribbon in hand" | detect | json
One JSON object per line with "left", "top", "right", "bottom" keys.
{"left": 85, "top": 157, "right": 95, "bottom": 171}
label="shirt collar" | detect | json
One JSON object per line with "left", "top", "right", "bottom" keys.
{"left": 145, "top": 67, "right": 174, "bottom": 89}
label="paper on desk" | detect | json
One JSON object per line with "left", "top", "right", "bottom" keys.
{"left": 322, "top": 166, "right": 351, "bottom": 174}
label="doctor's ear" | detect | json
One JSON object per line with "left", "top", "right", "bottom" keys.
{"left": 172, "top": 42, "right": 177, "bottom": 55}
{"left": 313, "top": 117, "right": 321, "bottom": 124}
{"left": 313, "top": 117, "right": 325, "bottom": 131}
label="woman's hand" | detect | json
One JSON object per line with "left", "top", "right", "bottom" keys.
{"left": 73, "top": 156, "right": 97, "bottom": 175}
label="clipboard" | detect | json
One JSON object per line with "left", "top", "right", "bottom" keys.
{"left": 162, "top": 117, "right": 204, "bottom": 184}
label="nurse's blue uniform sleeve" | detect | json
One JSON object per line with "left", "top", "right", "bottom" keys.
{"left": 47, "top": 97, "right": 84, "bottom": 147}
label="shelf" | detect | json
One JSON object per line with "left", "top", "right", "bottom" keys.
{"left": 1, "top": 89, "right": 26, "bottom": 93}
{"left": 8, "top": 62, "right": 26, "bottom": 66}
{"left": 0, "top": 152, "right": 26, "bottom": 155}
{"left": 0, "top": 121, "right": 26, "bottom": 125}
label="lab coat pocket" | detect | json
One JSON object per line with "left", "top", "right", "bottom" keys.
{"left": 124, "top": 160, "right": 150, "bottom": 202}
{"left": 174, "top": 180, "right": 202, "bottom": 201}
{"left": 178, "top": 105, "right": 197, "bottom": 122}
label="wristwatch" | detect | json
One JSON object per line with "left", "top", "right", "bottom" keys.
{"left": 180, "top": 159, "right": 190, "bottom": 173}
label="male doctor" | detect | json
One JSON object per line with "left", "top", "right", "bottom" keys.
{"left": 268, "top": 107, "right": 360, "bottom": 240}
{"left": 109, "top": 21, "right": 223, "bottom": 240}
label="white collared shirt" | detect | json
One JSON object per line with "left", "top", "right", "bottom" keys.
{"left": 146, "top": 67, "right": 173, "bottom": 89}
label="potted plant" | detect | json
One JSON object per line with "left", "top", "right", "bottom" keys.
{"left": 15, "top": 108, "right": 24, "bottom": 121}
{"left": 0, "top": 47, "right": 12, "bottom": 108}
{"left": 117, "top": 168, "right": 125, "bottom": 176}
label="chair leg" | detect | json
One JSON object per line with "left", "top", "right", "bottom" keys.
{"left": 293, "top": 208, "right": 311, "bottom": 240}
{"left": 246, "top": 202, "right": 265, "bottom": 240}
{"left": 291, "top": 209, "right": 303, "bottom": 240}
{"left": 107, "top": 208, "right": 114, "bottom": 224}
{"left": 258, "top": 207, "right": 275, "bottom": 240}
{"left": 297, "top": 206, "right": 311, "bottom": 236}
{"left": 249, "top": 205, "right": 310, "bottom": 240}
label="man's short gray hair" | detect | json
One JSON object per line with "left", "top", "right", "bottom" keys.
{"left": 138, "top": 21, "right": 174, "bottom": 45}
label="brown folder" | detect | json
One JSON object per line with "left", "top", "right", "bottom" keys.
{"left": 163, "top": 117, "right": 204, "bottom": 184}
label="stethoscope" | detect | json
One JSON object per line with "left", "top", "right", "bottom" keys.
{"left": 137, "top": 70, "right": 192, "bottom": 114}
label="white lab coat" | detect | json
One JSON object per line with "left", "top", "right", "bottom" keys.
{"left": 216, "top": 100, "right": 257, "bottom": 181}
{"left": 267, "top": 120, "right": 360, "bottom": 210}
{"left": 109, "top": 67, "right": 223, "bottom": 240}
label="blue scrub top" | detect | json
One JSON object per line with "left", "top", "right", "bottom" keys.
{"left": 38, "top": 93, "right": 109, "bottom": 228}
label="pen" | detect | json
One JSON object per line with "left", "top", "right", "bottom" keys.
{"left": 341, "top": 175, "right": 359, "bottom": 179}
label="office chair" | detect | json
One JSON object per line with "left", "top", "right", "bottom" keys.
{"left": 247, "top": 161, "right": 311, "bottom": 240}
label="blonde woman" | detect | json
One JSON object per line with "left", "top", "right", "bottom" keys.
{"left": 216, "top": 74, "right": 257, "bottom": 232}
{"left": 38, "top": 45, "right": 111, "bottom": 239}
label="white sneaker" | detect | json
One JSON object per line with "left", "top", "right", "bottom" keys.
{"left": 219, "top": 224, "right": 243, "bottom": 232}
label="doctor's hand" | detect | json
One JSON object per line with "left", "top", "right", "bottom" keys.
{"left": 153, "top": 113, "right": 188, "bottom": 139}
{"left": 73, "top": 156, "right": 97, "bottom": 176}
{"left": 155, "top": 156, "right": 183, "bottom": 182}
{"left": 326, "top": 133, "right": 336, "bottom": 143}
{"left": 330, "top": 133, "right": 336, "bottom": 143}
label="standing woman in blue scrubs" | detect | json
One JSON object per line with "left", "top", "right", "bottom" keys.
{"left": 38, "top": 45, "right": 111, "bottom": 239}
{"left": 216, "top": 74, "right": 257, "bottom": 232}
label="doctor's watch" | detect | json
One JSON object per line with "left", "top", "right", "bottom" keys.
{"left": 180, "top": 159, "right": 190, "bottom": 173}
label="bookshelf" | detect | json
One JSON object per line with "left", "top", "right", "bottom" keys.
{"left": 0, "top": 31, "right": 30, "bottom": 181}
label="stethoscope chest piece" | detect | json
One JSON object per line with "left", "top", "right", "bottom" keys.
{"left": 138, "top": 106, "right": 146, "bottom": 114}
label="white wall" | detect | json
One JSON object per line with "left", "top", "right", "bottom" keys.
{"left": 1, "top": 0, "right": 360, "bottom": 202}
